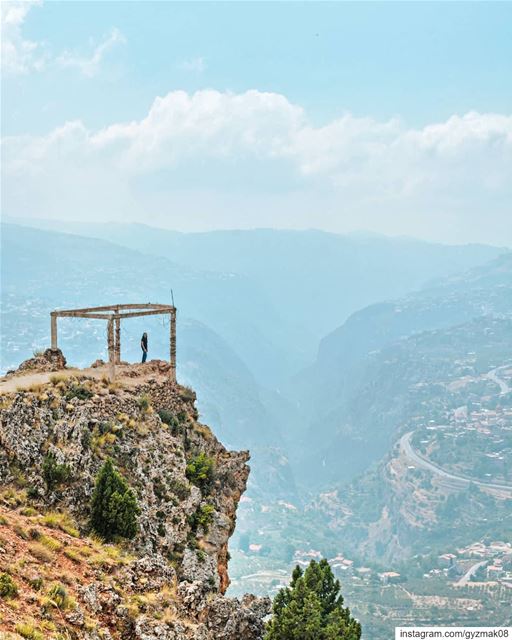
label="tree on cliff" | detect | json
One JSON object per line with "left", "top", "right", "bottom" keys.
{"left": 265, "top": 559, "right": 361, "bottom": 640}
{"left": 90, "top": 459, "right": 140, "bottom": 540}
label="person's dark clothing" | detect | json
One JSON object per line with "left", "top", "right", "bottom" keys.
{"left": 141, "top": 335, "right": 148, "bottom": 363}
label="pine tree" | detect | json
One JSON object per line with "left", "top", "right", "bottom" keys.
{"left": 265, "top": 559, "right": 361, "bottom": 640}
{"left": 90, "top": 459, "right": 139, "bottom": 540}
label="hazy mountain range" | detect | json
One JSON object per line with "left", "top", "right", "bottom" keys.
{"left": 1, "top": 221, "right": 509, "bottom": 504}
{"left": 292, "top": 252, "right": 512, "bottom": 488}
{"left": 4, "top": 218, "right": 503, "bottom": 383}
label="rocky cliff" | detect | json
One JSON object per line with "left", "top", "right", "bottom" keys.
{"left": 0, "top": 354, "right": 270, "bottom": 639}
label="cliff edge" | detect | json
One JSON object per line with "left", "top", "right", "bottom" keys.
{"left": 0, "top": 353, "right": 270, "bottom": 639}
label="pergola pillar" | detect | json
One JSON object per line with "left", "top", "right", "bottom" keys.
{"left": 170, "top": 309, "right": 176, "bottom": 383}
{"left": 107, "top": 317, "right": 115, "bottom": 381}
{"left": 114, "top": 315, "right": 121, "bottom": 364}
{"left": 51, "top": 312, "right": 58, "bottom": 350}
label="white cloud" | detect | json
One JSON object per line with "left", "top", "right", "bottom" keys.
{"left": 3, "top": 89, "right": 512, "bottom": 243}
{"left": 178, "top": 56, "right": 206, "bottom": 73}
{"left": 1, "top": 0, "right": 46, "bottom": 75}
{"left": 90, "top": 90, "right": 304, "bottom": 170}
{"left": 56, "top": 27, "right": 126, "bottom": 77}
{"left": 1, "top": 2, "right": 125, "bottom": 77}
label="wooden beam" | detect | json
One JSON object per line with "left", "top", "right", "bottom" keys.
{"left": 114, "top": 308, "right": 175, "bottom": 320}
{"left": 170, "top": 309, "right": 176, "bottom": 383}
{"left": 107, "top": 317, "right": 115, "bottom": 380}
{"left": 50, "top": 313, "right": 58, "bottom": 350}
{"left": 55, "top": 303, "right": 173, "bottom": 314}
{"left": 114, "top": 315, "right": 121, "bottom": 364}
{"left": 53, "top": 308, "right": 175, "bottom": 321}
{"left": 53, "top": 312, "right": 113, "bottom": 320}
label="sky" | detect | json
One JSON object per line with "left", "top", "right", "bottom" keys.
{"left": 1, "top": 1, "right": 511, "bottom": 245}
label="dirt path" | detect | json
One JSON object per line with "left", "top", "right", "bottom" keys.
{"left": 0, "top": 361, "right": 171, "bottom": 394}
{"left": 0, "top": 367, "right": 105, "bottom": 393}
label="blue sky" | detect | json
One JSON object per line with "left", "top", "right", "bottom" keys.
{"left": 2, "top": 1, "right": 512, "bottom": 244}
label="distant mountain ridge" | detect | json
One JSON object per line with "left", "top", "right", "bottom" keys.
{"left": 2, "top": 222, "right": 507, "bottom": 494}
{"left": 4, "top": 219, "right": 505, "bottom": 383}
{"left": 3, "top": 219, "right": 512, "bottom": 612}
{"left": 292, "top": 251, "right": 512, "bottom": 488}
{"left": 1, "top": 223, "right": 296, "bottom": 500}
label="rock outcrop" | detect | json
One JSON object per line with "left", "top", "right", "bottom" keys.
{"left": 0, "top": 359, "right": 270, "bottom": 639}
{"left": 10, "top": 348, "right": 67, "bottom": 374}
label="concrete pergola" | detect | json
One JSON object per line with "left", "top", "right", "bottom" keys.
{"left": 50, "top": 303, "right": 177, "bottom": 381}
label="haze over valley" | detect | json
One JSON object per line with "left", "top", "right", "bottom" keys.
{"left": 2, "top": 221, "right": 511, "bottom": 637}
{"left": 2, "top": 2, "right": 511, "bottom": 636}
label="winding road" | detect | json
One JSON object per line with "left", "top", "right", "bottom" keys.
{"left": 486, "top": 365, "right": 512, "bottom": 395}
{"left": 455, "top": 560, "right": 487, "bottom": 587}
{"left": 399, "top": 432, "right": 512, "bottom": 494}
{"left": 399, "top": 365, "right": 512, "bottom": 495}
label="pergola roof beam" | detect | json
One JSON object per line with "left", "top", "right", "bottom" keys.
{"left": 54, "top": 303, "right": 174, "bottom": 315}
{"left": 110, "top": 309, "right": 175, "bottom": 320}
{"left": 53, "top": 312, "right": 114, "bottom": 320}
{"left": 52, "top": 309, "right": 174, "bottom": 321}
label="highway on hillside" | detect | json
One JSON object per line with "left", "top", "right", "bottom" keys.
{"left": 455, "top": 561, "right": 487, "bottom": 587}
{"left": 486, "top": 365, "right": 511, "bottom": 395}
{"left": 400, "top": 364, "right": 512, "bottom": 494}
{"left": 399, "top": 432, "right": 512, "bottom": 493}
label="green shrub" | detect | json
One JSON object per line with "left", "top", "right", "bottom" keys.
{"left": 39, "top": 534, "right": 62, "bottom": 552}
{"left": 168, "top": 479, "right": 190, "bottom": 500}
{"left": 179, "top": 386, "right": 196, "bottom": 402}
{"left": 41, "top": 512, "right": 79, "bottom": 537}
{"left": 159, "top": 409, "right": 182, "bottom": 435}
{"left": 63, "top": 547, "right": 81, "bottom": 563}
{"left": 29, "top": 542, "right": 53, "bottom": 563}
{"left": 65, "top": 384, "right": 93, "bottom": 401}
{"left": 99, "top": 421, "right": 114, "bottom": 434}
{"left": 42, "top": 452, "right": 70, "bottom": 491}
{"left": 137, "top": 394, "right": 150, "bottom": 411}
{"left": 15, "top": 622, "right": 44, "bottom": 640}
{"left": 27, "top": 485, "right": 40, "bottom": 499}
{"left": 47, "top": 582, "right": 69, "bottom": 609}
{"left": 81, "top": 429, "right": 92, "bottom": 449}
{"left": 0, "top": 572, "right": 18, "bottom": 598}
{"left": 188, "top": 504, "right": 215, "bottom": 534}
{"left": 90, "top": 460, "right": 140, "bottom": 540}
{"left": 153, "top": 478, "right": 168, "bottom": 501}
{"left": 10, "top": 462, "right": 28, "bottom": 488}
{"left": 13, "top": 524, "right": 30, "bottom": 540}
{"left": 158, "top": 409, "right": 177, "bottom": 427}
{"left": 29, "top": 576, "right": 44, "bottom": 591}
{"left": 185, "top": 453, "right": 215, "bottom": 493}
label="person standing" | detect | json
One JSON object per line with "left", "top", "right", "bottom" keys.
{"left": 141, "top": 332, "right": 148, "bottom": 363}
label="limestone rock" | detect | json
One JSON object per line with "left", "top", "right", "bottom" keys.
{"left": 0, "top": 365, "right": 269, "bottom": 639}
{"left": 14, "top": 347, "right": 67, "bottom": 373}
